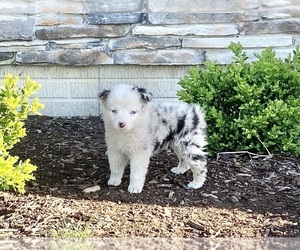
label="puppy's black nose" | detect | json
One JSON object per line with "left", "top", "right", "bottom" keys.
{"left": 118, "top": 122, "right": 126, "bottom": 128}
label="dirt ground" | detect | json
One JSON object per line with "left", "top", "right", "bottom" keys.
{"left": 1, "top": 116, "right": 299, "bottom": 239}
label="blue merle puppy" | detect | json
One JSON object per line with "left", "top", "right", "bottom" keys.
{"left": 99, "top": 84, "right": 207, "bottom": 193}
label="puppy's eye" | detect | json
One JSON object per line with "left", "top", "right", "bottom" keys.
{"left": 111, "top": 110, "right": 117, "bottom": 114}
{"left": 130, "top": 110, "right": 137, "bottom": 115}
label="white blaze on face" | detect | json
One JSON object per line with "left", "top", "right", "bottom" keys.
{"left": 100, "top": 85, "right": 149, "bottom": 132}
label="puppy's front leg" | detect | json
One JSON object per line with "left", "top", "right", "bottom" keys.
{"left": 107, "top": 149, "right": 128, "bottom": 187}
{"left": 128, "top": 150, "right": 151, "bottom": 193}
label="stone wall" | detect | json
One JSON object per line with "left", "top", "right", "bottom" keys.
{"left": 0, "top": 0, "right": 300, "bottom": 116}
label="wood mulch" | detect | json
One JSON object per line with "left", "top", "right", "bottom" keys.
{"left": 1, "top": 116, "right": 299, "bottom": 238}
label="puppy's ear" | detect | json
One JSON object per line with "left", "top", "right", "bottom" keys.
{"left": 98, "top": 89, "right": 110, "bottom": 101}
{"left": 141, "top": 92, "right": 153, "bottom": 103}
{"left": 133, "top": 86, "right": 153, "bottom": 103}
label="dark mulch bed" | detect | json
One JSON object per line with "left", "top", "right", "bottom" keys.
{"left": 1, "top": 116, "right": 299, "bottom": 238}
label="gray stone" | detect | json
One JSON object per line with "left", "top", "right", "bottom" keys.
{"left": 148, "top": 13, "right": 260, "bottom": 25}
{"left": 133, "top": 24, "right": 238, "bottom": 36}
{"left": 16, "top": 49, "right": 113, "bottom": 66}
{"left": 86, "top": 0, "right": 144, "bottom": 13}
{"left": 36, "top": 0, "right": 85, "bottom": 14}
{"left": 114, "top": 49, "right": 204, "bottom": 65}
{"left": 36, "top": 25, "right": 130, "bottom": 40}
{"left": 86, "top": 13, "right": 143, "bottom": 24}
{"left": 0, "top": 52, "right": 14, "bottom": 61}
{"left": 182, "top": 36, "right": 293, "bottom": 48}
{"left": 109, "top": 37, "right": 181, "bottom": 50}
{"left": 47, "top": 39, "right": 107, "bottom": 50}
{"left": 0, "top": 17, "right": 35, "bottom": 41}
{"left": 0, "top": 1, "right": 36, "bottom": 14}
{"left": 206, "top": 48, "right": 293, "bottom": 64}
{"left": 261, "top": 0, "right": 297, "bottom": 7}
{"left": 261, "top": 12, "right": 291, "bottom": 20}
{"left": 148, "top": 0, "right": 260, "bottom": 12}
{"left": 240, "top": 20, "right": 300, "bottom": 35}
{"left": 36, "top": 14, "right": 84, "bottom": 26}
{"left": 0, "top": 41, "right": 47, "bottom": 52}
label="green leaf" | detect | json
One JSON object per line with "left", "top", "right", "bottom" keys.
{"left": 178, "top": 42, "right": 300, "bottom": 156}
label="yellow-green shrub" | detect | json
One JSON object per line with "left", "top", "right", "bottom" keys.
{"left": 0, "top": 74, "right": 44, "bottom": 193}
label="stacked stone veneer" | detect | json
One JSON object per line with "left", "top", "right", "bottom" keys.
{"left": 0, "top": 0, "right": 300, "bottom": 116}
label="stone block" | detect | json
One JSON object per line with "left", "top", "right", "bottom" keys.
{"left": 295, "top": 37, "right": 300, "bottom": 45}
{"left": 86, "top": 0, "right": 144, "bottom": 13}
{"left": 48, "top": 39, "right": 107, "bottom": 50}
{"left": 0, "top": 41, "right": 47, "bottom": 52}
{"left": 36, "top": 25, "right": 130, "bottom": 40}
{"left": 205, "top": 49, "right": 234, "bottom": 64}
{"left": 99, "top": 65, "right": 189, "bottom": 79}
{"left": 36, "top": 14, "right": 84, "bottom": 26}
{"left": 41, "top": 100, "right": 99, "bottom": 117}
{"left": 86, "top": 13, "right": 143, "bottom": 24}
{"left": 0, "top": 1, "right": 36, "bottom": 14}
{"left": 16, "top": 49, "right": 113, "bottom": 66}
{"left": 37, "top": 79, "right": 71, "bottom": 98}
{"left": 114, "top": 49, "right": 204, "bottom": 65}
{"left": 133, "top": 24, "right": 238, "bottom": 36}
{"left": 37, "top": 0, "right": 85, "bottom": 14}
{"left": 148, "top": 0, "right": 260, "bottom": 12}
{"left": 240, "top": 20, "right": 300, "bottom": 35}
{"left": 182, "top": 36, "right": 293, "bottom": 48}
{"left": 71, "top": 79, "right": 100, "bottom": 98}
{"left": 205, "top": 48, "right": 293, "bottom": 64}
{"left": 0, "top": 52, "right": 15, "bottom": 64}
{"left": 0, "top": 17, "right": 36, "bottom": 41}
{"left": 100, "top": 79, "right": 181, "bottom": 98}
{"left": 261, "top": 0, "right": 297, "bottom": 7}
{"left": 148, "top": 13, "right": 260, "bottom": 25}
{"left": 0, "top": 65, "right": 100, "bottom": 80}
{"left": 261, "top": 12, "right": 291, "bottom": 20}
{"left": 109, "top": 37, "right": 181, "bottom": 50}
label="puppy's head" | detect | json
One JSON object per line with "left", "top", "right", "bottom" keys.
{"left": 99, "top": 84, "right": 152, "bottom": 132}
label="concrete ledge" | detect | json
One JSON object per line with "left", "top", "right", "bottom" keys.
{"left": 1, "top": 238, "right": 299, "bottom": 250}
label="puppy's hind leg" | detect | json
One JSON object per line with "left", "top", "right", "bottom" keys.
{"left": 107, "top": 149, "right": 128, "bottom": 187}
{"left": 187, "top": 155, "right": 207, "bottom": 189}
{"left": 171, "top": 147, "right": 189, "bottom": 174}
{"left": 171, "top": 158, "right": 189, "bottom": 175}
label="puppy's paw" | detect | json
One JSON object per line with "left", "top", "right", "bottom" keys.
{"left": 128, "top": 184, "right": 143, "bottom": 193}
{"left": 108, "top": 178, "right": 121, "bottom": 186}
{"left": 187, "top": 181, "right": 203, "bottom": 189}
{"left": 171, "top": 166, "right": 187, "bottom": 175}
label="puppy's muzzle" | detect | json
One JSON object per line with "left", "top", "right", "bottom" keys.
{"left": 118, "top": 122, "right": 126, "bottom": 128}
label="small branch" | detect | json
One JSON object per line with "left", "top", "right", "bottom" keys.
{"left": 187, "top": 220, "right": 205, "bottom": 231}
{"left": 256, "top": 136, "right": 273, "bottom": 157}
{"left": 217, "top": 150, "right": 272, "bottom": 161}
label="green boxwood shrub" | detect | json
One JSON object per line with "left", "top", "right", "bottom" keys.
{"left": 178, "top": 42, "right": 300, "bottom": 156}
{"left": 0, "top": 74, "right": 44, "bottom": 193}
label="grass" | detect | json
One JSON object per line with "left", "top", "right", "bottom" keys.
{"left": 51, "top": 218, "right": 92, "bottom": 239}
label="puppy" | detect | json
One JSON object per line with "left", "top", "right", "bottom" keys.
{"left": 99, "top": 84, "right": 207, "bottom": 193}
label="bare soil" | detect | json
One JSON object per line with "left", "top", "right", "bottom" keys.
{"left": 1, "top": 116, "right": 299, "bottom": 238}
